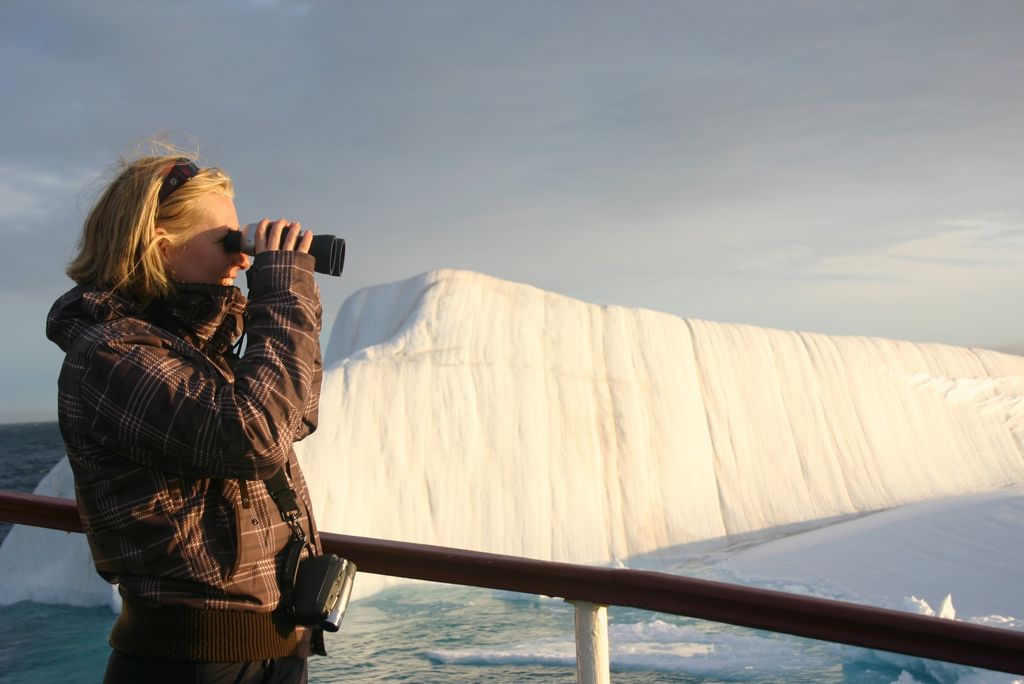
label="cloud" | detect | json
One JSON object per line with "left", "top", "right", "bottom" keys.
{"left": 812, "top": 215, "right": 1024, "bottom": 280}
{"left": 0, "top": 0, "right": 1023, "bottom": 409}
{"left": 0, "top": 164, "right": 75, "bottom": 223}
{"left": 0, "top": 163, "right": 91, "bottom": 290}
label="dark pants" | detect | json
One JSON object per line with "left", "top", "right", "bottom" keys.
{"left": 103, "top": 650, "right": 308, "bottom": 684}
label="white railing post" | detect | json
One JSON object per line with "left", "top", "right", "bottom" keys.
{"left": 571, "top": 600, "right": 610, "bottom": 684}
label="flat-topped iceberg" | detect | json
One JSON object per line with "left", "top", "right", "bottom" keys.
{"left": 2, "top": 268, "right": 1023, "bottom": 606}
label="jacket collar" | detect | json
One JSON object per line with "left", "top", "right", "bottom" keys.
{"left": 154, "top": 282, "right": 247, "bottom": 354}
{"left": 46, "top": 282, "right": 247, "bottom": 356}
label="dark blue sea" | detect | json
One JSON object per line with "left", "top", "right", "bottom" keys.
{"left": 0, "top": 422, "right": 67, "bottom": 544}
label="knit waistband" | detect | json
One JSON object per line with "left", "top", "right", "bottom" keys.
{"left": 110, "top": 600, "right": 310, "bottom": 662}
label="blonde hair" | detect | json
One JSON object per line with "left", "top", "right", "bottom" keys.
{"left": 67, "top": 148, "right": 234, "bottom": 301}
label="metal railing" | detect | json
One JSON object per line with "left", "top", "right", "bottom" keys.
{"left": 3, "top": 489, "right": 1023, "bottom": 679}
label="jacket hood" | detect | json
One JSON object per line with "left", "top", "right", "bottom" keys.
{"left": 47, "top": 282, "right": 247, "bottom": 354}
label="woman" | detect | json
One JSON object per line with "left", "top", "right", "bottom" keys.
{"left": 46, "top": 151, "right": 326, "bottom": 683}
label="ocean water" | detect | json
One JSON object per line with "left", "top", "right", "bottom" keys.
{"left": 0, "top": 423, "right": 985, "bottom": 683}
{"left": 0, "top": 422, "right": 67, "bottom": 545}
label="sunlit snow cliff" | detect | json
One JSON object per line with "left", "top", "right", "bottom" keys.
{"left": 3, "top": 268, "right": 1023, "bottom": 606}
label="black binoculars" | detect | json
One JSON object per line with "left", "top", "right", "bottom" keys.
{"left": 224, "top": 223, "right": 345, "bottom": 277}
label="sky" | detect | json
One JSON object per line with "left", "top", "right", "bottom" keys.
{"left": 1, "top": 0, "right": 1022, "bottom": 423}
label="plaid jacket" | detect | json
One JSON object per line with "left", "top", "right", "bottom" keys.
{"left": 46, "top": 251, "right": 323, "bottom": 622}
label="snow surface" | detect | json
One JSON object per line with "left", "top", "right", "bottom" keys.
{"left": 2, "top": 269, "right": 1023, "bottom": 621}
{"left": 720, "top": 486, "right": 1024, "bottom": 619}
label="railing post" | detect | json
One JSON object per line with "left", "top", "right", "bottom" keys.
{"left": 571, "top": 600, "right": 610, "bottom": 684}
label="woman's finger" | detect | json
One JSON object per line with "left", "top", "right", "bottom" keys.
{"left": 297, "top": 229, "right": 313, "bottom": 254}
{"left": 267, "top": 220, "right": 285, "bottom": 251}
{"left": 281, "top": 222, "right": 302, "bottom": 251}
{"left": 254, "top": 219, "right": 270, "bottom": 254}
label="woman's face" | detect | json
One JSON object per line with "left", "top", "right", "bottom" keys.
{"left": 161, "top": 194, "right": 250, "bottom": 287}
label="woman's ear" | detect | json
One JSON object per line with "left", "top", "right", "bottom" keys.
{"left": 154, "top": 227, "right": 170, "bottom": 259}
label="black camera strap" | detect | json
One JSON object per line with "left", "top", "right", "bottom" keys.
{"left": 263, "top": 468, "right": 353, "bottom": 646}
{"left": 264, "top": 467, "right": 314, "bottom": 553}
{"left": 264, "top": 468, "right": 317, "bottom": 609}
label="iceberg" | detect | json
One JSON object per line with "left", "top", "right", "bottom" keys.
{"left": 2, "top": 268, "right": 1023, "bottom": 606}
{"left": 0, "top": 457, "right": 121, "bottom": 610}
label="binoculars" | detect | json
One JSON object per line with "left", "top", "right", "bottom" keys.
{"left": 224, "top": 223, "right": 345, "bottom": 277}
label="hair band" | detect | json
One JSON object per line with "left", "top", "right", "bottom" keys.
{"left": 158, "top": 158, "right": 200, "bottom": 203}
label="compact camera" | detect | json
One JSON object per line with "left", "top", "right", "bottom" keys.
{"left": 289, "top": 554, "right": 357, "bottom": 632}
{"left": 224, "top": 223, "right": 346, "bottom": 277}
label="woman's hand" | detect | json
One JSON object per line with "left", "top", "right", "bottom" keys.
{"left": 253, "top": 219, "right": 314, "bottom": 254}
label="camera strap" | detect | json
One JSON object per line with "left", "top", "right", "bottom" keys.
{"left": 264, "top": 467, "right": 316, "bottom": 611}
{"left": 263, "top": 468, "right": 353, "bottom": 645}
{"left": 264, "top": 468, "right": 314, "bottom": 553}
